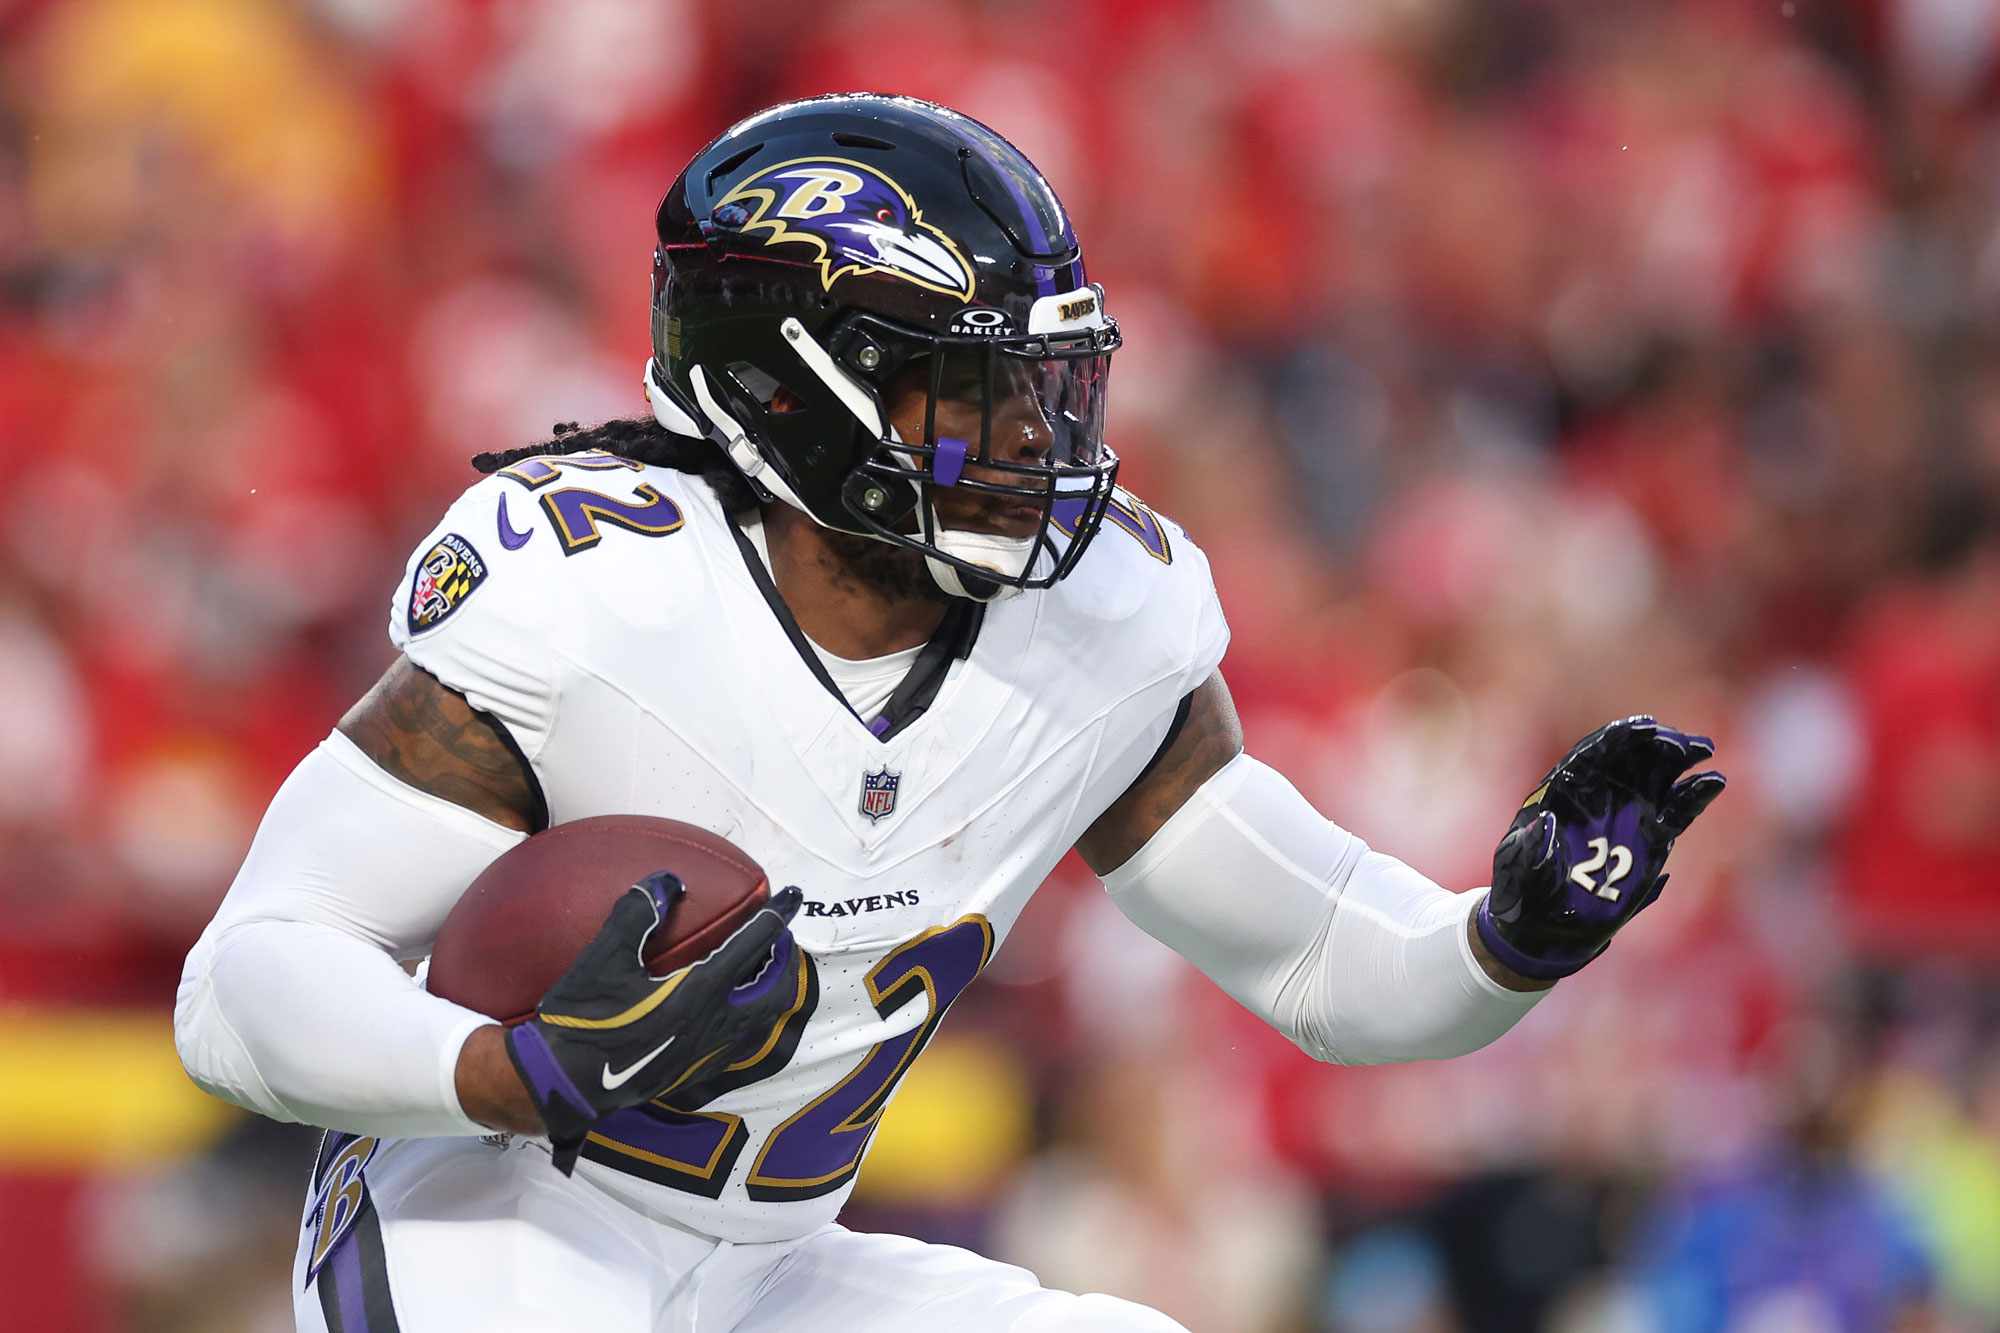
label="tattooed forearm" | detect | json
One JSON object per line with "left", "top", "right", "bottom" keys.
{"left": 1077, "top": 672, "right": 1245, "bottom": 874}
{"left": 338, "top": 657, "right": 541, "bottom": 832}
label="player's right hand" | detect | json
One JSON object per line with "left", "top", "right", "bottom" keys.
{"left": 504, "top": 874, "right": 803, "bottom": 1175}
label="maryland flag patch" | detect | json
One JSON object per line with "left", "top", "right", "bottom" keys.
{"left": 406, "top": 533, "right": 488, "bottom": 635}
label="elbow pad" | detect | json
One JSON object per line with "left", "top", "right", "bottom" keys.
{"left": 176, "top": 732, "right": 525, "bottom": 1137}
{"left": 1100, "top": 754, "right": 1546, "bottom": 1065}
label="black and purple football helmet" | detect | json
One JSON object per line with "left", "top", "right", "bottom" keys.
{"left": 645, "top": 93, "right": 1121, "bottom": 600}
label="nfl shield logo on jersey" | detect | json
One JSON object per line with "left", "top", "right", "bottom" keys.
{"left": 858, "top": 767, "right": 901, "bottom": 822}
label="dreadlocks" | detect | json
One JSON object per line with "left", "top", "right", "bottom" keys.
{"left": 471, "top": 419, "right": 761, "bottom": 516}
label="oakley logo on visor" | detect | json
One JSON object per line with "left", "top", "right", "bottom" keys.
{"left": 950, "top": 306, "right": 1015, "bottom": 336}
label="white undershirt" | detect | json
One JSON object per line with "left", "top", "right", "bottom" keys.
{"left": 741, "top": 517, "right": 922, "bottom": 723}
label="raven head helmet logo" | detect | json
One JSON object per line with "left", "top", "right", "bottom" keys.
{"left": 712, "top": 157, "right": 977, "bottom": 301}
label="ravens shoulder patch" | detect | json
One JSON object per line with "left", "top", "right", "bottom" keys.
{"left": 406, "top": 533, "right": 488, "bottom": 634}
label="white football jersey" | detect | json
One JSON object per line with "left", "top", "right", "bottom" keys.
{"left": 386, "top": 450, "right": 1228, "bottom": 1243}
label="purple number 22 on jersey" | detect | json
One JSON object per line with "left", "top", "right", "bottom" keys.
{"left": 746, "top": 915, "right": 993, "bottom": 1201}
{"left": 578, "top": 914, "right": 993, "bottom": 1205}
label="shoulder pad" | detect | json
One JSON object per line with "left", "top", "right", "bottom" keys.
{"left": 384, "top": 454, "right": 718, "bottom": 756}
{"left": 1041, "top": 488, "right": 1229, "bottom": 697}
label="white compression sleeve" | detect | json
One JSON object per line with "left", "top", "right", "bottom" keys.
{"left": 1099, "top": 753, "right": 1546, "bottom": 1064}
{"left": 174, "top": 731, "right": 527, "bottom": 1137}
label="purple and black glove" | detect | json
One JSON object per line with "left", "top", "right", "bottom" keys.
{"left": 506, "top": 873, "right": 803, "bottom": 1175}
{"left": 1475, "top": 716, "right": 1725, "bottom": 981}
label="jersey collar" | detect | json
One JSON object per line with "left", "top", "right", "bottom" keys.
{"left": 725, "top": 519, "right": 982, "bottom": 744}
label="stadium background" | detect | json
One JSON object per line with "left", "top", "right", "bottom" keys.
{"left": 3, "top": 0, "right": 1999, "bottom": 1328}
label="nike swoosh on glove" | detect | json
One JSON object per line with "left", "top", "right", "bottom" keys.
{"left": 506, "top": 874, "right": 804, "bottom": 1174}
{"left": 1475, "top": 715, "right": 1725, "bottom": 980}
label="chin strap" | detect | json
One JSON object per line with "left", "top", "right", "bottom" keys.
{"left": 924, "top": 524, "right": 1032, "bottom": 602}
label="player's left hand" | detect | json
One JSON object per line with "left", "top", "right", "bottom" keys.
{"left": 1475, "top": 716, "right": 1725, "bottom": 981}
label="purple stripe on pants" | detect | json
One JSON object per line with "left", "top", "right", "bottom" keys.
{"left": 331, "top": 1232, "right": 370, "bottom": 1333}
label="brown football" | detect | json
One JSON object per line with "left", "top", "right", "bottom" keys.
{"left": 426, "top": 815, "right": 770, "bottom": 1025}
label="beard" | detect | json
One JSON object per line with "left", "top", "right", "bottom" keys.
{"left": 816, "top": 525, "right": 953, "bottom": 605}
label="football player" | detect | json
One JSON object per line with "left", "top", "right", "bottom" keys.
{"left": 175, "top": 94, "right": 1723, "bottom": 1332}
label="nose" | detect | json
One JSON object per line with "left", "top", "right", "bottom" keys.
{"left": 989, "top": 392, "right": 1050, "bottom": 466}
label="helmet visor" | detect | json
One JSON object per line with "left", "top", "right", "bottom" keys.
{"left": 915, "top": 340, "right": 1111, "bottom": 473}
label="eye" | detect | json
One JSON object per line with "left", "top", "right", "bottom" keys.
{"left": 875, "top": 208, "right": 894, "bottom": 223}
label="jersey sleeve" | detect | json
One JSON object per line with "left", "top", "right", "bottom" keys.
{"left": 385, "top": 474, "right": 562, "bottom": 764}
{"left": 1166, "top": 513, "right": 1231, "bottom": 697}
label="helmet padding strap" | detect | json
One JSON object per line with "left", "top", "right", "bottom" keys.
{"left": 644, "top": 358, "right": 707, "bottom": 438}
{"left": 779, "top": 317, "right": 883, "bottom": 437}
{"left": 684, "top": 363, "right": 809, "bottom": 514}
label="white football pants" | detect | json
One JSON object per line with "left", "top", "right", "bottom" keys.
{"left": 292, "top": 1134, "right": 1187, "bottom": 1333}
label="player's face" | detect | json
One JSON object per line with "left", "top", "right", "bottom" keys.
{"left": 884, "top": 353, "right": 1060, "bottom": 540}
